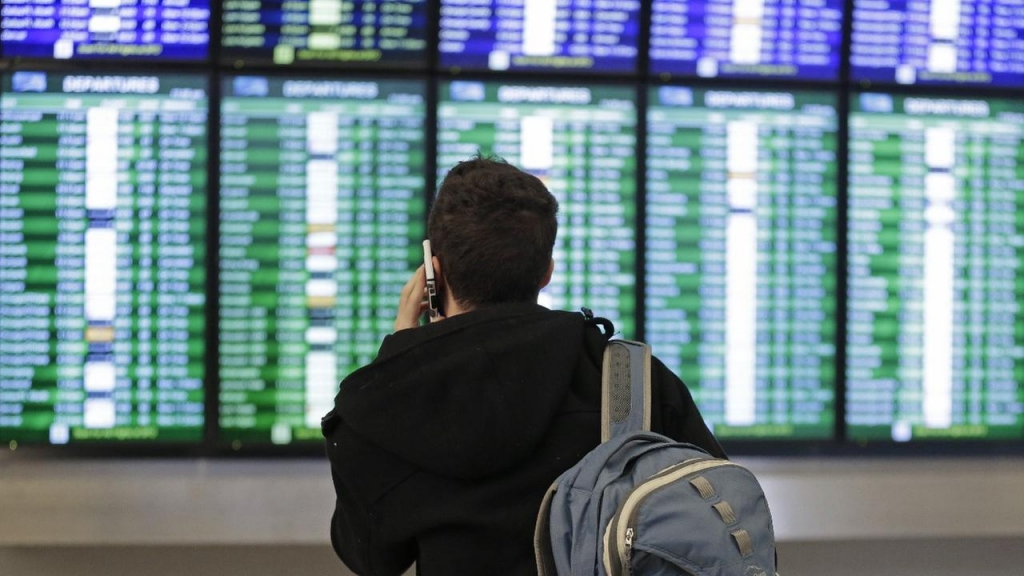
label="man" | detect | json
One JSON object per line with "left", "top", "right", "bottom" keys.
{"left": 322, "top": 156, "right": 724, "bottom": 575}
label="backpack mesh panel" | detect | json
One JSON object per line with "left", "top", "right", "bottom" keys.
{"left": 609, "top": 344, "right": 632, "bottom": 423}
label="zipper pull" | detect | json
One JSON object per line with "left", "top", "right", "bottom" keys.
{"left": 623, "top": 528, "right": 636, "bottom": 576}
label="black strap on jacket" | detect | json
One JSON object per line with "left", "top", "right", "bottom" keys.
{"left": 580, "top": 307, "right": 614, "bottom": 340}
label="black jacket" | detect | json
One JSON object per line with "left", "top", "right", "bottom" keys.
{"left": 323, "top": 304, "right": 724, "bottom": 576}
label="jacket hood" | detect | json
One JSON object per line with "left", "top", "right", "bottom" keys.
{"left": 334, "top": 304, "right": 589, "bottom": 481}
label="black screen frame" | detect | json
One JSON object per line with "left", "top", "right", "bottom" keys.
{"left": 1, "top": 0, "right": 1022, "bottom": 457}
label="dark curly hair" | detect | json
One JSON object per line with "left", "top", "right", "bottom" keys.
{"left": 428, "top": 155, "right": 559, "bottom": 308}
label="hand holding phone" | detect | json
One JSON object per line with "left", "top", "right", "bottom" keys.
{"left": 394, "top": 241, "right": 445, "bottom": 332}
{"left": 422, "top": 240, "right": 442, "bottom": 321}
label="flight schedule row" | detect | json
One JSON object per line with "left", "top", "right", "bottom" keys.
{"left": 1, "top": 72, "right": 1022, "bottom": 445}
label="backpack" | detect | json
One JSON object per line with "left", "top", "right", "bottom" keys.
{"left": 534, "top": 338, "right": 778, "bottom": 576}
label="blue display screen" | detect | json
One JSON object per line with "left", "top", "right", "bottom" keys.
{"left": 649, "top": 0, "right": 844, "bottom": 80}
{"left": 850, "top": 0, "right": 1024, "bottom": 87}
{"left": 0, "top": 0, "right": 210, "bottom": 61}
{"left": 219, "top": 0, "right": 429, "bottom": 67}
{"left": 438, "top": 0, "right": 640, "bottom": 73}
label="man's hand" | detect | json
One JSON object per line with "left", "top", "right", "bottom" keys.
{"left": 394, "top": 265, "right": 431, "bottom": 332}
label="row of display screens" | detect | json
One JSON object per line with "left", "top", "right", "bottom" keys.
{"left": 2, "top": 0, "right": 1024, "bottom": 88}
{"left": 1, "top": 71, "right": 1022, "bottom": 448}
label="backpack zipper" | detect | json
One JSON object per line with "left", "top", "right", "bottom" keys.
{"left": 606, "top": 459, "right": 740, "bottom": 574}
{"left": 623, "top": 528, "right": 634, "bottom": 576}
{"left": 604, "top": 456, "right": 705, "bottom": 575}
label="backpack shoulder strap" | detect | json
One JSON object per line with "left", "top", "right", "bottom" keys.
{"left": 600, "top": 339, "right": 652, "bottom": 442}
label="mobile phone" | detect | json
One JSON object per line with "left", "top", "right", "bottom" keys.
{"left": 422, "top": 240, "right": 442, "bottom": 320}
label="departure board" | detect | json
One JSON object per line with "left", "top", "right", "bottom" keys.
{"left": 220, "top": 0, "right": 428, "bottom": 67}
{"left": 0, "top": 72, "right": 208, "bottom": 445}
{"left": 1, "top": 1, "right": 210, "bottom": 61}
{"left": 438, "top": 81, "right": 637, "bottom": 336}
{"left": 649, "top": 0, "right": 844, "bottom": 80}
{"left": 847, "top": 93, "right": 1024, "bottom": 442}
{"left": 438, "top": 0, "right": 640, "bottom": 73}
{"left": 645, "top": 87, "right": 838, "bottom": 439}
{"left": 851, "top": 0, "right": 1024, "bottom": 87}
{"left": 218, "top": 76, "right": 426, "bottom": 445}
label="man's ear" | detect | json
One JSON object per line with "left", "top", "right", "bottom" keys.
{"left": 431, "top": 256, "right": 444, "bottom": 288}
{"left": 539, "top": 258, "right": 554, "bottom": 290}
{"left": 433, "top": 256, "right": 460, "bottom": 317}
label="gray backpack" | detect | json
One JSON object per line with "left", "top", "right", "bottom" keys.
{"left": 534, "top": 339, "right": 778, "bottom": 576}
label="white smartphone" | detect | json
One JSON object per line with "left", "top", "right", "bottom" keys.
{"left": 422, "top": 240, "right": 442, "bottom": 320}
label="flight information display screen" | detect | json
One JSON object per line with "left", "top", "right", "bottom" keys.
{"left": 851, "top": 0, "right": 1024, "bottom": 87}
{"left": 847, "top": 93, "right": 1024, "bottom": 441}
{"left": 218, "top": 76, "right": 426, "bottom": 445}
{"left": 649, "top": 0, "right": 844, "bottom": 80}
{"left": 1, "top": 0, "right": 210, "bottom": 61}
{"left": 438, "top": 81, "right": 638, "bottom": 336}
{"left": 0, "top": 72, "right": 208, "bottom": 445}
{"left": 438, "top": 0, "right": 640, "bottom": 73}
{"left": 645, "top": 87, "right": 838, "bottom": 439}
{"left": 220, "top": 0, "right": 428, "bottom": 67}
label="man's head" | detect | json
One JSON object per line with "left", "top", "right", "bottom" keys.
{"left": 428, "top": 156, "right": 559, "bottom": 309}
